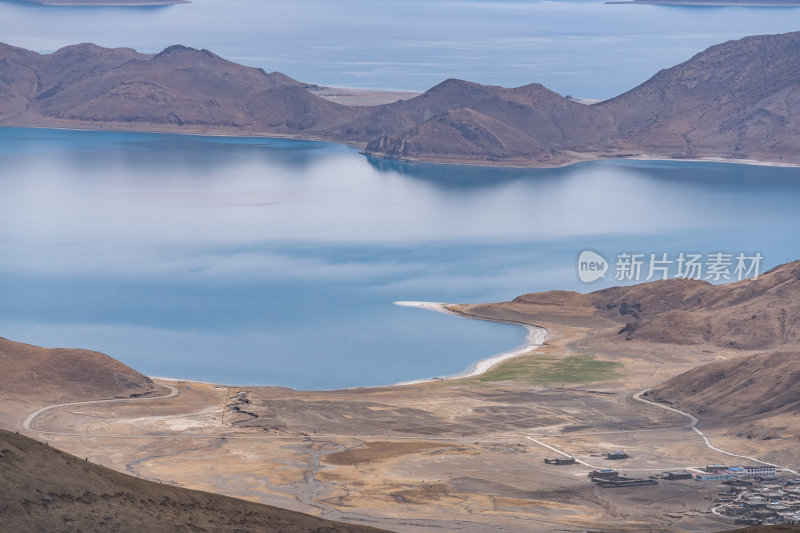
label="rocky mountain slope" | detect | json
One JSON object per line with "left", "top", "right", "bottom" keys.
{"left": 0, "top": 428, "right": 388, "bottom": 533}
{"left": 599, "top": 32, "right": 800, "bottom": 163}
{"left": 0, "top": 337, "right": 161, "bottom": 429}
{"left": 0, "top": 42, "right": 358, "bottom": 136}
{"left": 589, "top": 260, "right": 800, "bottom": 349}
{"left": 457, "top": 260, "right": 800, "bottom": 440}
{"left": 646, "top": 351, "right": 800, "bottom": 427}
{"left": 0, "top": 337, "right": 158, "bottom": 404}
{"left": 2, "top": 32, "right": 800, "bottom": 165}
{"left": 464, "top": 260, "right": 800, "bottom": 352}
{"left": 361, "top": 79, "right": 617, "bottom": 165}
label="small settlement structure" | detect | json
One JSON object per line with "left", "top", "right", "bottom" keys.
{"left": 544, "top": 456, "right": 576, "bottom": 465}
{"left": 687, "top": 464, "right": 797, "bottom": 526}
{"left": 541, "top": 448, "right": 797, "bottom": 526}
{"left": 606, "top": 451, "right": 629, "bottom": 460}
{"left": 588, "top": 469, "right": 657, "bottom": 488}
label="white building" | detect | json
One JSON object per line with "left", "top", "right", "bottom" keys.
{"left": 779, "top": 512, "right": 800, "bottom": 525}
{"left": 740, "top": 465, "right": 777, "bottom": 478}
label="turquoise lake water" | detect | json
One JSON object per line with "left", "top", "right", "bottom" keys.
{"left": 0, "top": 127, "right": 798, "bottom": 388}
{"left": 2, "top": 1, "right": 800, "bottom": 387}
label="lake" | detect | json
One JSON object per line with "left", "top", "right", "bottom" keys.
{"left": 0, "top": 127, "right": 798, "bottom": 388}
{"left": 3, "top": 0, "right": 800, "bottom": 387}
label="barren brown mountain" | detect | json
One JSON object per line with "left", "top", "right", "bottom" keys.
{"left": 0, "top": 428, "right": 388, "bottom": 533}
{"left": 3, "top": 32, "right": 800, "bottom": 166}
{"left": 456, "top": 260, "right": 800, "bottom": 444}
{"left": 463, "top": 260, "right": 800, "bottom": 352}
{"left": 589, "top": 261, "right": 800, "bottom": 350}
{"left": 0, "top": 337, "right": 158, "bottom": 402}
{"left": 361, "top": 79, "right": 617, "bottom": 165}
{"left": 0, "top": 42, "right": 358, "bottom": 135}
{"left": 599, "top": 32, "right": 800, "bottom": 163}
{"left": 0, "top": 337, "right": 160, "bottom": 428}
{"left": 646, "top": 351, "right": 800, "bottom": 434}
{"left": 371, "top": 31, "right": 800, "bottom": 165}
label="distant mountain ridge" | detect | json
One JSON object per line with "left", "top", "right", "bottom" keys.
{"left": 362, "top": 79, "right": 617, "bottom": 165}
{"left": 460, "top": 259, "right": 800, "bottom": 352}
{"left": 2, "top": 32, "right": 800, "bottom": 166}
{"left": 0, "top": 336, "right": 161, "bottom": 429}
{"left": 0, "top": 336, "right": 158, "bottom": 404}
{"left": 600, "top": 32, "right": 800, "bottom": 164}
{"left": 456, "top": 260, "right": 800, "bottom": 443}
{"left": 585, "top": 260, "right": 800, "bottom": 350}
{"left": 0, "top": 42, "right": 358, "bottom": 136}
{"left": 647, "top": 351, "right": 800, "bottom": 428}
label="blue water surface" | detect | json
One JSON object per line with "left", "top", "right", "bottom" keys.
{"left": 2, "top": 1, "right": 800, "bottom": 387}
{"left": 0, "top": 128, "right": 798, "bottom": 388}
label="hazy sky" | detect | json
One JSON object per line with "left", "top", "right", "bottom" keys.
{"left": 2, "top": 0, "right": 799, "bottom": 97}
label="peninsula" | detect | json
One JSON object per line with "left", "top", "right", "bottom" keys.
{"left": 2, "top": 31, "right": 800, "bottom": 167}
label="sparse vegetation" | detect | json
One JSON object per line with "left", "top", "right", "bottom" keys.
{"left": 0, "top": 428, "right": 389, "bottom": 533}
{"left": 472, "top": 354, "right": 624, "bottom": 384}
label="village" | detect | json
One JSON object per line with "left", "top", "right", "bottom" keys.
{"left": 706, "top": 466, "right": 800, "bottom": 526}
{"left": 546, "top": 450, "right": 800, "bottom": 526}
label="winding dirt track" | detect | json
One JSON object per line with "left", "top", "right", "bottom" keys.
{"left": 527, "top": 387, "right": 800, "bottom": 476}
{"left": 22, "top": 384, "right": 179, "bottom": 434}
{"left": 25, "top": 380, "right": 799, "bottom": 477}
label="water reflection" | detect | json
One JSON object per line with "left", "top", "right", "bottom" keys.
{"left": 1, "top": 128, "right": 799, "bottom": 388}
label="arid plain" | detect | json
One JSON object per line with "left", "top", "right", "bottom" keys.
{"left": 7, "top": 262, "right": 800, "bottom": 532}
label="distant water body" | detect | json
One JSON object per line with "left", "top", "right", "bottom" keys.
{"left": 0, "top": 128, "right": 799, "bottom": 388}
{"left": 3, "top": 2, "right": 800, "bottom": 387}
{"left": 1, "top": 0, "right": 799, "bottom": 99}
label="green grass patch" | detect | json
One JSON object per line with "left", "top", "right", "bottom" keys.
{"left": 473, "top": 355, "right": 623, "bottom": 385}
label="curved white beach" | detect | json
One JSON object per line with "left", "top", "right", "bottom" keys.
{"left": 393, "top": 301, "right": 547, "bottom": 385}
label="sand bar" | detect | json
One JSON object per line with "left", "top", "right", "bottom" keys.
{"left": 393, "top": 301, "right": 547, "bottom": 385}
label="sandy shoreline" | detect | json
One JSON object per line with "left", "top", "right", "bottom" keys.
{"left": 361, "top": 149, "right": 800, "bottom": 170}
{"left": 3, "top": 122, "right": 799, "bottom": 170}
{"left": 625, "top": 153, "right": 800, "bottom": 168}
{"left": 149, "top": 377, "right": 221, "bottom": 386}
{"left": 393, "top": 301, "right": 547, "bottom": 385}
{"left": 308, "top": 86, "right": 421, "bottom": 106}
{"left": 149, "top": 302, "right": 548, "bottom": 390}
